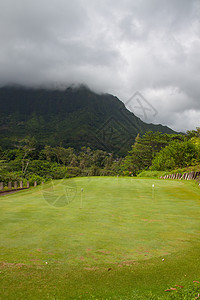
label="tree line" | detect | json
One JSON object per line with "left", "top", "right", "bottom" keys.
{"left": 0, "top": 128, "right": 199, "bottom": 185}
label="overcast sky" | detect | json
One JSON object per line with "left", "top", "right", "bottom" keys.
{"left": 0, "top": 0, "right": 200, "bottom": 132}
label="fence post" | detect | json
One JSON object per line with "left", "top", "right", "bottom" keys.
{"left": 19, "top": 181, "right": 23, "bottom": 189}
{"left": 14, "top": 181, "right": 18, "bottom": 189}
{"left": 34, "top": 181, "right": 37, "bottom": 187}
{"left": 0, "top": 182, "right": 3, "bottom": 190}
{"left": 8, "top": 182, "right": 12, "bottom": 189}
{"left": 27, "top": 181, "right": 30, "bottom": 188}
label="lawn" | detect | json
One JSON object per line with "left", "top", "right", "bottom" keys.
{"left": 0, "top": 177, "right": 200, "bottom": 299}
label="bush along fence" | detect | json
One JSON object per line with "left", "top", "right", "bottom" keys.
{"left": 0, "top": 180, "right": 38, "bottom": 192}
{"left": 160, "top": 171, "right": 200, "bottom": 185}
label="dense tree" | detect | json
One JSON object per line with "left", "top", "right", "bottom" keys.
{"left": 122, "top": 132, "right": 183, "bottom": 175}
{"left": 1, "top": 130, "right": 199, "bottom": 185}
{"left": 186, "top": 127, "right": 200, "bottom": 139}
{"left": 42, "top": 145, "right": 53, "bottom": 162}
{"left": 78, "top": 147, "right": 93, "bottom": 169}
{"left": 151, "top": 140, "right": 199, "bottom": 170}
{"left": 14, "top": 137, "right": 36, "bottom": 177}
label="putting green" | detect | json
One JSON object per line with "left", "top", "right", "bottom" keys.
{"left": 1, "top": 177, "right": 200, "bottom": 299}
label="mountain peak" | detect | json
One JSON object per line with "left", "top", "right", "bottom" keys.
{"left": 0, "top": 86, "right": 176, "bottom": 154}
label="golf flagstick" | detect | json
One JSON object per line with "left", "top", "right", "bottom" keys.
{"left": 152, "top": 184, "right": 155, "bottom": 200}
{"left": 80, "top": 188, "right": 83, "bottom": 209}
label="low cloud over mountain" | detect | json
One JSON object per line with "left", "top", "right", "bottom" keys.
{"left": 0, "top": 0, "right": 199, "bottom": 131}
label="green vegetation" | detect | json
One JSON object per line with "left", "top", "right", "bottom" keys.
{"left": 0, "top": 86, "right": 175, "bottom": 152}
{"left": 122, "top": 132, "right": 184, "bottom": 175}
{"left": 122, "top": 128, "right": 200, "bottom": 176}
{"left": 1, "top": 129, "right": 200, "bottom": 185}
{"left": 1, "top": 177, "right": 200, "bottom": 299}
{"left": 0, "top": 86, "right": 200, "bottom": 298}
{"left": 151, "top": 140, "right": 198, "bottom": 171}
{"left": 0, "top": 141, "right": 122, "bottom": 185}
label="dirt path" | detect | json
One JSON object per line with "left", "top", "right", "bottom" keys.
{"left": 0, "top": 188, "right": 27, "bottom": 196}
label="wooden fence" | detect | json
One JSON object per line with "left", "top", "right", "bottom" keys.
{"left": 160, "top": 171, "right": 200, "bottom": 185}
{"left": 0, "top": 181, "right": 38, "bottom": 191}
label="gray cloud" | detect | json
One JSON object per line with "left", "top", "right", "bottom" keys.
{"left": 0, "top": 0, "right": 200, "bottom": 131}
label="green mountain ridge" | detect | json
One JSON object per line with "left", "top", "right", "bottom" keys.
{"left": 0, "top": 85, "right": 176, "bottom": 154}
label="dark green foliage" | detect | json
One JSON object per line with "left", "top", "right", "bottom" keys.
{"left": 0, "top": 142, "right": 122, "bottom": 184}
{"left": 122, "top": 132, "right": 184, "bottom": 175}
{"left": 186, "top": 127, "right": 200, "bottom": 138}
{"left": 151, "top": 140, "right": 199, "bottom": 171}
{"left": 1, "top": 125, "right": 199, "bottom": 184}
{"left": 0, "top": 85, "right": 176, "bottom": 153}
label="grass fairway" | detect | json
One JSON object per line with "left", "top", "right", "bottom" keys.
{"left": 1, "top": 177, "right": 200, "bottom": 299}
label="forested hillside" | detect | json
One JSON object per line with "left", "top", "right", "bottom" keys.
{"left": 0, "top": 85, "right": 175, "bottom": 154}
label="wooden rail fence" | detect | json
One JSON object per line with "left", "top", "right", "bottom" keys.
{"left": 0, "top": 181, "right": 38, "bottom": 192}
{"left": 160, "top": 171, "right": 200, "bottom": 185}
